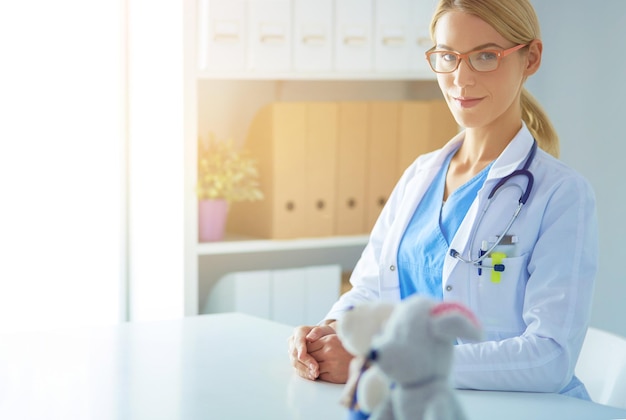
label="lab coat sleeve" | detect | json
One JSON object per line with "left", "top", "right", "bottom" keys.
{"left": 452, "top": 172, "right": 598, "bottom": 394}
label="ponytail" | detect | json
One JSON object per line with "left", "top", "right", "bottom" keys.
{"left": 521, "top": 88, "right": 560, "bottom": 158}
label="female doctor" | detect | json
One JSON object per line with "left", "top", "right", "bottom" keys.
{"left": 287, "top": 0, "right": 598, "bottom": 399}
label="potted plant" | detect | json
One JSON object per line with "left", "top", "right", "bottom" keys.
{"left": 196, "top": 133, "right": 263, "bottom": 242}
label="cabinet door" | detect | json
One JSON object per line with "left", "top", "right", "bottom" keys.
{"left": 293, "top": 0, "right": 333, "bottom": 71}
{"left": 198, "top": 0, "right": 247, "bottom": 71}
{"left": 248, "top": 0, "right": 292, "bottom": 71}
{"left": 270, "top": 265, "right": 341, "bottom": 326}
{"left": 334, "top": 0, "right": 373, "bottom": 71}
{"left": 271, "top": 268, "right": 306, "bottom": 325}
{"left": 304, "top": 265, "right": 341, "bottom": 325}
{"left": 204, "top": 270, "right": 272, "bottom": 319}
{"left": 409, "top": 0, "right": 439, "bottom": 73}
{"left": 374, "top": 0, "right": 411, "bottom": 72}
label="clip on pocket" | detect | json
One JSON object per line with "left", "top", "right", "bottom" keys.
{"left": 490, "top": 252, "right": 506, "bottom": 283}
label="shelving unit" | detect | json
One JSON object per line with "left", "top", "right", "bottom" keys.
{"left": 196, "top": 234, "right": 368, "bottom": 313}
{"left": 196, "top": 71, "right": 433, "bottom": 80}
{"left": 184, "top": 0, "right": 444, "bottom": 316}
{"left": 197, "top": 234, "right": 369, "bottom": 255}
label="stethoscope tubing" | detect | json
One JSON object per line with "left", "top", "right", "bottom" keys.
{"left": 449, "top": 140, "right": 538, "bottom": 271}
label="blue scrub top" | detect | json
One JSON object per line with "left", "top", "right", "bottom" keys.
{"left": 397, "top": 149, "right": 493, "bottom": 300}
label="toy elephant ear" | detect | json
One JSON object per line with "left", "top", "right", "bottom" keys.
{"left": 429, "top": 302, "right": 483, "bottom": 343}
{"left": 337, "top": 302, "right": 395, "bottom": 356}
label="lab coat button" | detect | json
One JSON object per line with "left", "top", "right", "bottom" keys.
{"left": 446, "top": 285, "right": 453, "bottom": 292}
{"left": 389, "top": 265, "right": 396, "bottom": 271}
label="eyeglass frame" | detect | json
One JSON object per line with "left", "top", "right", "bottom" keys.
{"left": 425, "top": 43, "right": 528, "bottom": 73}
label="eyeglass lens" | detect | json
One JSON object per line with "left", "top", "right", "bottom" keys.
{"left": 429, "top": 50, "right": 499, "bottom": 73}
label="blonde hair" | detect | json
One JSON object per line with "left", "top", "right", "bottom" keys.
{"left": 430, "top": 0, "right": 559, "bottom": 157}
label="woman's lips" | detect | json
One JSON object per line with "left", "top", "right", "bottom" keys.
{"left": 453, "top": 96, "right": 483, "bottom": 108}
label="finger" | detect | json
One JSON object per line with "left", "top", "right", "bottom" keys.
{"left": 299, "top": 351, "right": 320, "bottom": 377}
{"left": 307, "top": 336, "right": 352, "bottom": 384}
{"left": 294, "top": 333, "right": 310, "bottom": 360}
{"left": 306, "top": 325, "right": 334, "bottom": 341}
{"left": 317, "top": 358, "right": 350, "bottom": 384}
{"left": 288, "top": 333, "right": 320, "bottom": 379}
{"left": 292, "top": 352, "right": 319, "bottom": 380}
{"left": 290, "top": 326, "right": 314, "bottom": 358}
{"left": 306, "top": 337, "right": 326, "bottom": 353}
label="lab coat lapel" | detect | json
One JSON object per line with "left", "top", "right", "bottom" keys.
{"left": 393, "top": 132, "right": 466, "bottom": 233}
{"left": 443, "top": 199, "right": 477, "bottom": 281}
{"left": 442, "top": 124, "right": 535, "bottom": 284}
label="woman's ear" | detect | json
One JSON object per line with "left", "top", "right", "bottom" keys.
{"left": 524, "top": 39, "right": 543, "bottom": 76}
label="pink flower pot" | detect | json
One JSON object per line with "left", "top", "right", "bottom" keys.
{"left": 198, "top": 199, "right": 229, "bottom": 242}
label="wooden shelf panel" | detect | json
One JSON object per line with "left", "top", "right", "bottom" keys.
{"left": 196, "top": 71, "right": 435, "bottom": 81}
{"left": 197, "top": 234, "right": 369, "bottom": 255}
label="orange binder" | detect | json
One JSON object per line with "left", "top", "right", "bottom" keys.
{"left": 365, "top": 102, "right": 400, "bottom": 231}
{"left": 398, "top": 100, "right": 458, "bottom": 177}
{"left": 398, "top": 100, "right": 431, "bottom": 177}
{"left": 335, "top": 102, "right": 368, "bottom": 235}
{"left": 429, "top": 99, "right": 459, "bottom": 147}
{"left": 228, "top": 99, "right": 458, "bottom": 239}
{"left": 228, "top": 103, "right": 308, "bottom": 239}
{"left": 303, "top": 103, "right": 338, "bottom": 237}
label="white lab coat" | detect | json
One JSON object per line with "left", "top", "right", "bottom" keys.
{"left": 325, "top": 123, "right": 598, "bottom": 397}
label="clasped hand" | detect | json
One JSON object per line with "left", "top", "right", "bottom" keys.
{"left": 287, "top": 323, "right": 352, "bottom": 384}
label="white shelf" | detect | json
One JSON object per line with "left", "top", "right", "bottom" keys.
{"left": 196, "top": 70, "right": 435, "bottom": 81}
{"left": 197, "top": 234, "right": 369, "bottom": 255}
{"left": 187, "top": 0, "right": 443, "bottom": 316}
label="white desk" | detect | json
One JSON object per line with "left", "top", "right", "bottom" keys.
{"left": 1, "top": 313, "right": 625, "bottom": 420}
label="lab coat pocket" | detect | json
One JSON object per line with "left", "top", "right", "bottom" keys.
{"left": 475, "top": 254, "right": 529, "bottom": 335}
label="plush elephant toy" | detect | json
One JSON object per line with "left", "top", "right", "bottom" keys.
{"left": 337, "top": 302, "right": 395, "bottom": 418}
{"left": 337, "top": 295, "right": 483, "bottom": 420}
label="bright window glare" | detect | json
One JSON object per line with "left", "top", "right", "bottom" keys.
{"left": 126, "top": 1, "right": 185, "bottom": 321}
{"left": 0, "top": 2, "right": 125, "bottom": 332}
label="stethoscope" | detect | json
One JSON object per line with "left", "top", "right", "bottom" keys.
{"left": 449, "top": 140, "right": 537, "bottom": 273}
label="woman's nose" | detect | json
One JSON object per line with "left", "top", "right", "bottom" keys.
{"left": 453, "top": 58, "right": 475, "bottom": 88}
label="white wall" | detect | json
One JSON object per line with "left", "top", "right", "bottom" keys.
{"left": 526, "top": 1, "right": 626, "bottom": 337}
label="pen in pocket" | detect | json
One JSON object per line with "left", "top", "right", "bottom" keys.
{"left": 478, "top": 240, "right": 488, "bottom": 276}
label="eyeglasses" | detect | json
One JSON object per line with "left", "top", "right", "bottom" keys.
{"left": 425, "top": 44, "right": 528, "bottom": 73}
